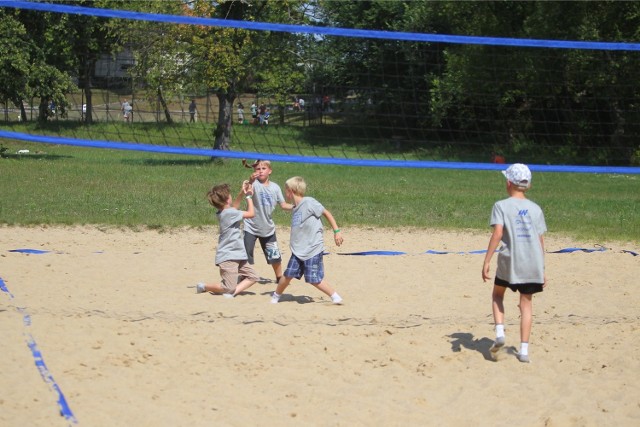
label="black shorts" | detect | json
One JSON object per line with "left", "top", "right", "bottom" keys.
{"left": 495, "top": 276, "right": 543, "bottom": 295}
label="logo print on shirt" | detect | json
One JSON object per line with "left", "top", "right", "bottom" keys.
{"left": 259, "top": 192, "right": 274, "bottom": 209}
{"left": 516, "top": 209, "right": 532, "bottom": 238}
{"left": 292, "top": 211, "right": 302, "bottom": 227}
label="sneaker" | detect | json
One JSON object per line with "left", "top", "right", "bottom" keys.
{"left": 270, "top": 293, "right": 280, "bottom": 304}
{"left": 223, "top": 293, "right": 234, "bottom": 299}
{"left": 196, "top": 283, "right": 206, "bottom": 294}
{"left": 516, "top": 353, "right": 530, "bottom": 363}
{"left": 331, "top": 295, "right": 343, "bottom": 305}
{"left": 490, "top": 336, "right": 505, "bottom": 353}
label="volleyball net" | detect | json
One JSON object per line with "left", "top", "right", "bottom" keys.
{"left": 1, "top": 1, "right": 639, "bottom": 174}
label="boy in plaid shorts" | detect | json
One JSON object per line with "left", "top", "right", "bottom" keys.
{"left": 270, "top": 176, "right": 343, "bottom": 305}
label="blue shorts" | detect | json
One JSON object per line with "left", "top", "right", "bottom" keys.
{"left": 284, "top": 253, "right": 324, "bottom": 284}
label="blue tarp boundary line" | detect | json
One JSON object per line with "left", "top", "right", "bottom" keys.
{"left": 0, "top": 277, "right": 78, "bottom": 425}
{"left": 2, "top": 131, "right": 640, "bottom": 174}
{"left": 9, "top": 247, "right": 638, "bottom": 256}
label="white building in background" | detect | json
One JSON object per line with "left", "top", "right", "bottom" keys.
{"left": 93, "top": 50, "right": 135, "bottom": 87}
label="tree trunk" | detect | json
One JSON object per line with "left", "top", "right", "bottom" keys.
{"left": 213, "top": 90, "right": 236, "bottom": 154}
{"left": 83, "top": 59, "right": 95, "bottom": 124}
{"left": 158, "top": 87, "right": 173, "bottom": 124}
{"left": 38, "top": 98, "right": 48, "bottom": 124}
{"left": 85, "top": 88, "right": 93, "bottom": 124}
{"left": 11, "top": 97, "right": 27, "bottom": 122}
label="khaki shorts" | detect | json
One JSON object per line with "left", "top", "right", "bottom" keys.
{"left": 218, "top": 260, "right": 259, "bottom": 292}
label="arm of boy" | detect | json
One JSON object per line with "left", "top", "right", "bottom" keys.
{"left": 482, "top": 224, "right": 503, "bottom": 282}
{"left": 279, "top": 201, "right": 295, "bottom": 211}
{"left": 233, "top": 180, "right": 252, "bottom": 208}
{"left": 540, "top": 235, "right": 547, "bottom": 288}
{"left": 322, "top": 209, "right": 343, "bottom": 246}
{"left": 242, "top": 186, "right": 255, "bottom": 219}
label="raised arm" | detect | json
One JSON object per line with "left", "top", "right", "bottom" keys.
{"left": 241, "top": 182, "right": 255, "bottom": 219}
{"left": 233, "top": 180, "right": 252, "bottom": 209}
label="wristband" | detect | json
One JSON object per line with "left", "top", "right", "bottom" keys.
{"left": 245, "top": 195, "right": 252, "bottom": 200}
{"left": 333, "top": 229, "right": 341, "bottom": 234}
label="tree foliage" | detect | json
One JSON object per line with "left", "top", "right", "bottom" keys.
{"left": 1, "top": 0, "right": 640, "bottom": 164}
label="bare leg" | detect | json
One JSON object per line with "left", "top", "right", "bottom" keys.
{"left": 272, "top": 262, "right": 283, "bottom": 281}
{"left": 233, "top": 278, "right": 257, "bottom": 296}
{"left": 492, "top": 285, "right": 506, "bottom": 325}
{"left": 313, "top": 280, "right": 342, "bottom": 304}
{"left": 313, "top": 280, "right": 336, "bottom": 298}
{"left": 519, "top": 293, "right": 533, "bottom": 343}
{"left": 274, "top": 276, "right": 293, "bottom": 296}
{"left": 490, "top": 285, "right": 507, "bottom": 353}
{"left": 201, "top": 283, "right": 228, "bottom": 294}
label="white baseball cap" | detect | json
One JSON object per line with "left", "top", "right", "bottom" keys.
{"left": 502, "top": 163, "right": 532, "bottom": 188}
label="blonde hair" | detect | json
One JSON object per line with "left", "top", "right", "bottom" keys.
{"left": 253, "top": 159, "right": 272, "bottom": 169}
{"left": 207, "top": 183, "right": 231, "bottom": 210}
{"left": 285, "top": 176, "right": 306, "bottom": 196}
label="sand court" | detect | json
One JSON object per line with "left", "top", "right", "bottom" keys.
{"left": 1, "top": 225, "right": 639, "bottom": 426}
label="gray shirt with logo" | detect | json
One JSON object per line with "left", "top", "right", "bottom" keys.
{"left": 215, "top": 208, "right": 247, "bottom": 265}
{"left": 490, "top": 197, "right": 547, "bottom": 284}
{"left": 290, "top": 197, "right": 325, "bottom": 261}
{"left": 244, "top": 181, "right": 285, "bottom": 237}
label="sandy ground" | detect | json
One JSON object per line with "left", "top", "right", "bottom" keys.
{"left": 1, "top": 225, "right": 639, "bottom": 427}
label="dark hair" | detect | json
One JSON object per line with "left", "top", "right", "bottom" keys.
{"left": 207, "top": 184, "right": 230, "bottom": 209}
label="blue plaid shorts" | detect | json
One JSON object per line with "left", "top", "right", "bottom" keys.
{"left": 284, "top": 252, "right": 325, "bottom": 284}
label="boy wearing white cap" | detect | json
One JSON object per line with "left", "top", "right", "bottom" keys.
{"left": 482, "top": 163, "right": 547, "bottom": 363}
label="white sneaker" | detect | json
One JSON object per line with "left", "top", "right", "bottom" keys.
{"left": 223, "top": 293, "right": 234, "bottom": 299}
{"left": 270, "top": 293, "right": 280, "bottom": 304}
{"left": 331, "top": 296, "right": 343, "bottom": 305}
{"left": 196, "top": 283, "right": 205, "bottom": 294}
{"left": 516, "top": 353, "right": 530, "bottom": 363}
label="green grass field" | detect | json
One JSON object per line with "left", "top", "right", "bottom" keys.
{"left": 0, "top": 138, "right": 638, "bottom": 244}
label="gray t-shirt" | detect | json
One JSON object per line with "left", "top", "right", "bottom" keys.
{"left": 289, "top": 197, "right": 325, "bottom": 260}
{"left": 490, "top": 197, "right": 547, "bottom": 284}
{"left": 215, "top": 208, "right": 247, "bottom": 265}
{"left": 243, "top": 181, "right": 285, "bottom": 237}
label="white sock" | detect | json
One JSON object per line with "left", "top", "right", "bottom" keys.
{"left": 495, "top": 324, "right": 505, "bottom": 338}
{"left": 520, "top": 342, "right": 529, "bottom": 356}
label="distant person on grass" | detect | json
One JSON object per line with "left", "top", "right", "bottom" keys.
{"left": 240, "top": 160, "right": 293, "bottom": 284}
{"left": 196, "top": 182, "right": 259, "bottom": 298}
{"left": 121, "top": 99, "right": 132, "bottom": 123}
{"left": 271, "top": 176, "right": 343, "bottom": 305}
{"left": 237, "top": 103, "right": 245, "bottom": 124}
{"left": 482, "top": 163, "right": 547, "bottom": 363}
{"left": 189, "top": 99, "right": 197, "bottom": 123}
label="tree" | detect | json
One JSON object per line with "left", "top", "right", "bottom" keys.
{"left": 101, "top": 0, "right": 187, "bottom": 124}
{"left": 316, "top": 1, "right": 435, "bottom": 135}
{"left": 0, "top": 12, "right": 31, "bottom": 121}
{"left": 67, "top": 1, "right": 114, "bottom": 124}
{"left": 183, "top": 0, "right": 310, "bottom": 153}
